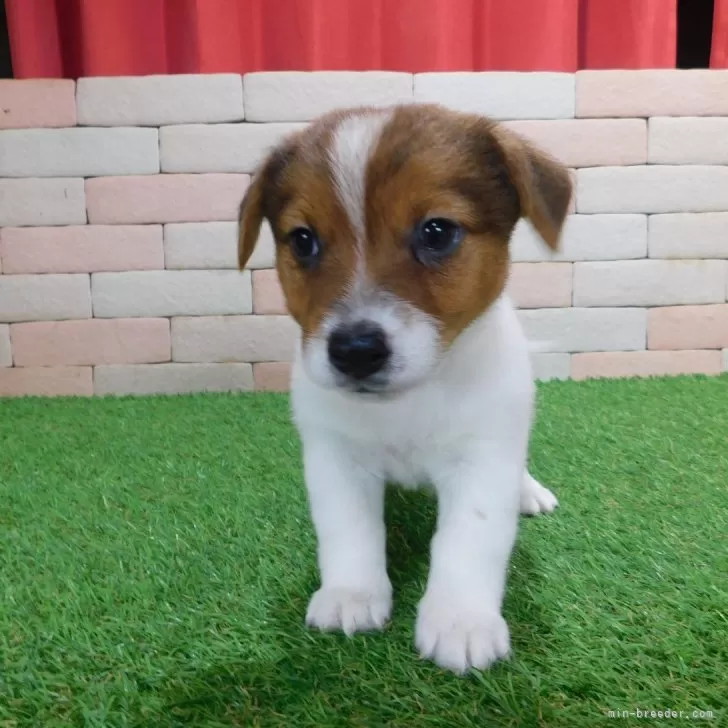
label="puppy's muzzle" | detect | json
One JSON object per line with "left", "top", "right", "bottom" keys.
{"left": 328, "top": 322, "right": 390, "bottom": 380}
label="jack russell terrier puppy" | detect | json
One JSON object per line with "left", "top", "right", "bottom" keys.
{"left": 237, "top": 103, "right": 572, "bottom": 674}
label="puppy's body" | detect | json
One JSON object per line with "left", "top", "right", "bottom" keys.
{"left": 237, "top": 104, "right": 571, "bottom": 674}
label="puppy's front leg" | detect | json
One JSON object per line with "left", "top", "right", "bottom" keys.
{"left": 302, "top": 436, "right": 392, "bottom": 636}
{"left": 417, "top": 451, "right": 521, "bottom": 673}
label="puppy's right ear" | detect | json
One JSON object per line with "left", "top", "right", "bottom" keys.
{"left": 238, "top": 144, "right": 295, "bottom": 270}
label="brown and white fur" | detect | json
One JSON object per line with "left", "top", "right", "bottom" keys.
{"left": 238, "top": 104, "right": 572, "bottom": 674}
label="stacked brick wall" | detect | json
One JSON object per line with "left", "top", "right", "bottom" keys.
{"left": 1, "top": 71, "right": 727, "bottom": 396}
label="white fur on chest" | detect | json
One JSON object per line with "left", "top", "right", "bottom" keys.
{"left": 291, "top": 297, "right": 534, "bottom": 488}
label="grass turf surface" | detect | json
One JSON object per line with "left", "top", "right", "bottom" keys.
{"left": 1, "top": 376, "right": 727, "bottom": 727}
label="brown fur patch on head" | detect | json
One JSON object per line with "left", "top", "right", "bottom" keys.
{"left": 238, "top": 103, "right": 572, "bottom": 346}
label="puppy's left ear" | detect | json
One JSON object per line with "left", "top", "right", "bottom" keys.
{"left": 495, "top": 129, "right": 573, "bottom": 251}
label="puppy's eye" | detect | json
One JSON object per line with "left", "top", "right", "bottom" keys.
{"left": 412, "top": 218, "right": 463, "bottom": 265}
{"left": 289, "top": 227, "right": 322, "bottom": 267}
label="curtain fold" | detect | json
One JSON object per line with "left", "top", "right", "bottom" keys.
{"left": 7, "top": 0, "right": 680, "bottom": 79}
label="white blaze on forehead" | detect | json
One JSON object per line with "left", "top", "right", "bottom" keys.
{"left": 328, "top": 110, "right": 392, "bottom": 242}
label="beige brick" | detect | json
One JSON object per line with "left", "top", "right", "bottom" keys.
{"left": 244, "top": 72, "right": 413, "bottom": 122}
{"left": 92, "top": 270, "right": 251, "bottom": 318}
{"left": 648, "top": 118, "right": 728, "bottom": 165}
{"left": 511, "top": 214, "right": 647, "bottom": 262}
{"left": 0, "top": 128, "right": 159, "bottom": 177}
{"left": 77, "top": 74, "right": 244, "bottom": 126}
{"left": 577, "top": 166, "right": 728, "bottom": 214}
{"left": 506, "top": 119, "right": 646, "bottom": 167}
{"left": 11, "top": 319, "right": 170, "bottom": 367}
{"left": 253, "top": 269, "right": 287, "bottom": 314}
{"left": 160, "top": 123, "right": 305, "bottom": 173}
{"left": 649, "top": 213, "right": 728, "bottom": 259}
{"left": 572, "top": 350, "right": 722, "bottom": 380}
{"left": 172, "top": 315, "right": 298, "bottom": 363}
{"left": 531, "top": 353, "right": 570, "bottom": 381}
{"left": 0, "top": 79, "right": 76, "bottom": 129}
{"left": 253, "top": 362, "right": 292, "bottom": 391}
{"left": 0, "top": 367, "right": 92, "bottom": 397}
{"left": 0, "top": 274, "right": 91, "bottom": 323}
{"left": 573, "top": 261, "right": 725, "bottom": 307}
{"left": 576, "top": 70, "right": 728, "bottom": 118}
{"left": 507, "top": 263, "right": 572, "bottom": 308}
{"left": 0, "top": 178, "right": 86, "bottom": 227}
{"left": 414, "top": 72, "right": 574, "bottom": 120}
{"left": 518, "top": 308, "right": 646, "bottom": 353}
{"left": 164, "top": 221, "right": 275, "bottom": 270}
{"left": 86, "top": 174, "right": 249, "bottom": 224}
{"left": 648, "top": 305, "right": 728, "bottom": 350}
{"left": 0, "top": 225, "right": 163, "bottom": 274}
{"left": 94, "top": 363, "right": 253, "bottom": 395}
{"left": 0, "top": 325, "right": 10, "bottom": 366}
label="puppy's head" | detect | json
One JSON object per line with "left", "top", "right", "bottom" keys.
{"left": 239, "top": 104, "right": 571, "bottom": 397}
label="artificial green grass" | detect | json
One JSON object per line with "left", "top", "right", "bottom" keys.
{"left": 1, "top": 376, "right": 727, "bottom": 727}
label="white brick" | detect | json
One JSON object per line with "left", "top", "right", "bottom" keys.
{"left": 0, "top": 274, "right": 91, "bottom": 323}
{"left": 648, "top": 117, "right": 728, "bottom": 165}
{"left": 92, "top": 271, "right": 252, "bottom": 318}
{"left": 724, "top": 349, "right": 728, "bottom": 372}
{"left": 414, "top": 73, "right": 575, "bottom": 120}
{"left": 160, "top": 123, "right": 305, "bottom": 173}
{"left": 505, "top": 119, "right": 646, "bottom": 167}
{"left": 95, "top": 363, "right": 254, "bottom": 395}
{"left": 164, "top": 221, "right": 275, "bottom": 270}
{"left": 573, "top": 260, "right": 726, "bottom": 307}
{"left": 511, "top": 215, "right": 647, "bottom": 262}
{"left": 531, "top": 353, "right": 570, "bottom": 381}
{"left": 172, "top": 315, "right": 298, "bottom": 362}
{"left": 0, "top": 178, "right": 86, "bottom": 227}
{"left": 519, "top": 308, "right": 646, "bottom": 353}
{"left": 649, "top": 214, "right": 728, "bottom": 259}
{"left": 0, "top": 324, "right": 11, "bottom": 366}
{"left": 577, "top": 167, "right": 728, "bottom": 214}
{"left": 77, "top": 74, "right": 244, "bottom": 126}
{"left": 0, "top": 128, "right": 159, "bottom": 177}
{"left": 243, "top": 72, "right": 413, "bottom": 122}
{"left": 576, "top": 70, "right": 728, "bottom": 118}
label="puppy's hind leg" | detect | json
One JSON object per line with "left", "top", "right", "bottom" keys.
{"left": 520, "top": 472, "right": 559, "bottom": 516}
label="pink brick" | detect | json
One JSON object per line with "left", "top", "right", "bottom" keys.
{"left": 0, "top": 225, "right": 163, "bottom": 274}
{"left": 0, "top": 80, "right": 76, "bottom": 129}
{"left": 648, "top": 305, "right": 728, "bottom": 351}
{"left": 0, "top": 367, "right": 92, "bottom": 397}
{"left": 253, "top": 362, "right": 292, "bottom": 391}
{"left": 572, "top": 350, "right": 722, "bottom": 380}
{"left": 11, "top": 319, "right": 170, "bottom": 367}
{"left": 576, "top": 70, "right": 728, "bottom": 118}
{"left": 85, "top": 174, "right": 249, "bottom": 224}
{"left": 253, "top": 270, "right": 287, "bottom": 314}
{"left": 507, "top": 263, "right": 572, "bottom": 308}
{"left": 506, "top": 119, "right": 646, "bottom": 167}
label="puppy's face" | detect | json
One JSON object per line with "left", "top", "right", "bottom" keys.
{"left": 239, "top": 104, "right": 571, "bottom": 397}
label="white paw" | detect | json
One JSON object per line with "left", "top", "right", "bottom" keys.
{"left": 520, "top": 475, "right": 559, "bottom": 516}
{"left": 305, "top": 586, "right": 392, "bottom": 636}
{"left": 415, "top": 593, "right": 511, "bottom": 674}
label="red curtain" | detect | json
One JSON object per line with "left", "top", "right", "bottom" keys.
{"left": 6, "top": 0, "right": 688, "bottom": 79}
{"left": 713, "top": 0, "right": 728, "bottom": 68}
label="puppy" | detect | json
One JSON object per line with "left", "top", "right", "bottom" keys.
{"left": 237, "top": 103, "right": 571, "bottom": 674}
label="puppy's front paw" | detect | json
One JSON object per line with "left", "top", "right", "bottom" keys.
{"left": 416, "top": 592, "right": 510, "bottom": 674}
{"left": 306, "top": 586, "right": 392, "bottom": 636}
{"left": 520, "top": 474, "right": 559, "bottom": 516}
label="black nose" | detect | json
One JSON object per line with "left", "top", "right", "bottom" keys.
{"left": 328, "top": 323, "right": 390, "bottom": 380}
